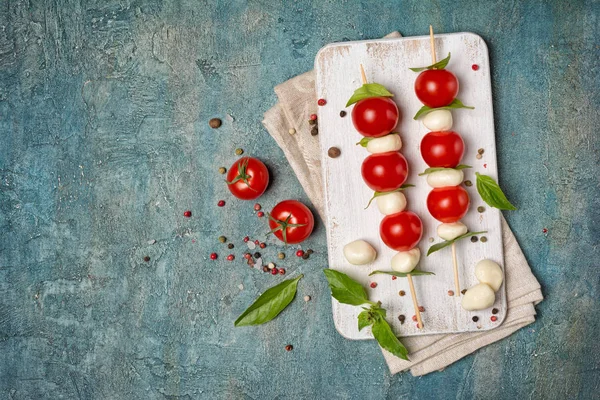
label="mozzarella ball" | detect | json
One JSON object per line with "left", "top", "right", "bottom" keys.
{"left": 376, "top": 191, "right": 407, "bottom": 215}
{"left": 422, "top": 109, "right": 453, "bottom": 131}
{"left": 343, "top": 240, "right": 377, "bottom": 265}
{"left": 461, "top": 283, "right": 496, "bottom": 311}
{"left": 391, "top": 248, "right": 421, "bottom": 273}
{"left": 437, "top": 222, "right": 468, "bottom": 241}
{"left": 366, "top": 133, "right": 402, "bottom": 154}
{"left": 475, "top": 259, "right": 504, "bottom": 292}
{"left": 426, "top": 169, "right": 464, "bottom": 188}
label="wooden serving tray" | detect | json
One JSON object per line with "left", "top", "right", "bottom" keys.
{"left": 315, "top": 33, "right": 506, "bottom": 339}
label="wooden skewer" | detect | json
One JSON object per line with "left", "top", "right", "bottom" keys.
{"left": 360, "top": 64, "right": 367, "bottom": 84}
{"left": 451, "top": 242, "right": 460, "bottom": 296}
{"left": 429, "top": 25, "right": 437, "bottom": 64}
{"left": 407, "top": 274, "right": 423, "bottom": 329}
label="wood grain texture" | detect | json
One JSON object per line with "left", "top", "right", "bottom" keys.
{"left": 316, "top": 33, "right": 506, "bottom": 339}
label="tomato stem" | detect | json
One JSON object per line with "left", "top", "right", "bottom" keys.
{"left": 267, "top": 213, "right": 307, "bottom": 245}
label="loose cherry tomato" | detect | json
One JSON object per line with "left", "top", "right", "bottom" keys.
{"left": 414, "top": 69, "right": 459, "bottom": 108}
{"left": 268, "top": 200, "right": 314, "bottom": 244}
{"left": 427, "top": 186, "right": 470, "bottom": 223}
{"left": 380, "top": 211, "right": 423, "bottom": 251}
{"left": 226, "top": 157, "right": 269, "bottom": 200}
{"left": 420, "top": 130, "right": 465, "bottom": 168}
{"left": 351, "top": 97, "right": 399, "bottom": 137}
{"left": 361, "top": 151, "right": 408, "bottom": 192}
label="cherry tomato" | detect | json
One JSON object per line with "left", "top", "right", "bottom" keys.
{"left": 226, "top": 157, "right": 269, "bottom": 200}
{"left": 414, "top": 69, "right": 459, "bottom": 108}
{"left": 380, "top": 211, "right": 423, "bottom": 252}
{"left": 268, "top": 200, "right": 314, "bottom": 244}
{"left": 427, "top": 186, "right": 470, "bottom": 223}
{"left": 361, "top": 151, "right": 408, "bottom": 192}
{"left": 351, "top": 97, "right": 400, "bottom": 137}
{"left": 420, "top": 130, "right": 464, "bottom": 168}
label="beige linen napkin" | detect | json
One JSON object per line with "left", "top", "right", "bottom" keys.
{"left": 262, "top": 32, "right": 543, "bottom": 376}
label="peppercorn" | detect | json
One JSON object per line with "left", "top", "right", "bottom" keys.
{"left": 262, "top": 266, "right": 269, "bottom": 272}
{"left": 412, "top": 315, "right": 417, "bottom": 322}
{"left": 370, "top": 282, "right": 377, "bottom": 288}
{"left": 328, "top": 147, "right": 341, "bottom": 158}
{"left": 210, "top": 253, "right": 218, "bottom": 260}
{"left": 304, "top": 295, "right": 311, "bottom": 302}
{"left": 183, "top": 210, "right": 192, "bottom": 218}
{"left": 418, "top": 306, "right": 425, "bottom": 312}
{"left": 340, "top": 110, "right": 347, "bottom": 117}
{"left": 254, "top": 252, "right": 261, "bottom": 258}
{"left": 285, "top": 344, "right": 293, "bottom": 351}
{"left": 218, "top": 167, "right": 226, "bottom": 174}
{"left": 492, "top": 308, "right": 499, "bottom": 314}
{"left": 317, "top": 98, "right": 326, "bottom": 106}
{"left": 476, "top": 153, "right": 482, "bottom": 160}
{"left": 288, "top": 128, "right": 296, "bottom": 135}
{"left": 254, "top": 203, "right": 261, "bottom": 211}
{"left": 243, "top": 236, "right": 250, "bottom": 242}
{"left": 209, "top": 118, "right": 222, "bottom": 128}
{"left": 271, "top": 268, "right": 279, "bottom": 275}
{"left": 399, "top": 290, "right": 405, "bottom": 297}
{"left": 472, "top": 316, "right": 479, "bottom": 322}
{"left": 306, "top": 249, "right": 314, "bottom": 255}
{"left": 244, "top": 253, "right": 251, "bottom": 260}
{"left": 542, "top": 228, "right": 548, "bottom": 233}
{"left": 217, "top": 200, "right": 225, "bottom": 207}
{"left": 296, "top": 250, "right": 304, "bottom": 257}
{"left": 254, "top": 240, "right": 260, "bottom": 245}
{"left": 464, "top": 180, "right": 472, "bottom": 187}
{"left": 461, "top": 289, "right": 467, "bottom": 295}
{"left": 311, "top": 127, "right": 319, "bottom": 136}
{"left": 477, "top": 206, "right": 485, "bottom": 213}
{"left": 227, "top": 243, "right": 234, "bottom": 249}
{"left": 391, "top": 276, "right": 397, "bottom": 280}
{"left": 472, "top": 64, "right": 480, "bottom": 71}
{"left": 226, "top": 254, "right": 234, "bottom": 261}
{"left": 267, "top": 263, "right": 275, "bottom": 269}
{"left": 310, "top": 114, "right": 317, "bottom": 121}
{"left": 478, "top": 148, "right": 485, "bottom": 155}
{"left": 218, "top": 236, "right": 227, "bottom": 243}
{"left": 235, "top": 148, "right": 244, "bottom": 156}
{"left": 471, "top": 236, "right": 479, "bottom": 243}
{"left": 279, "top": 268, "right": 286, "bottom": 275}
{"left": 429, "top": 237, "right": 434, "bottom": 243}
{"left": 143, "top": 256, "right": 150, "bottom": 262}
{"left": 259, "top": 242, "right": 266, "bottom": 249}
{"left": 302, "top": 253, "right": 309, "bottom": 260}
{"left": 491, "top": 316, "right": 498, "bottom": 322}
{"left": 398, "top": 315, "right": 405, "bottom": 324}
{"left": 480, "top": 236, "right": 488, "bottom": 243}
{"left": 257, "top": 211, "right": 264, "bottom": 218}
{"left": 278, "top": 252, "right": 285, "bottom": 259}
{"left": 447, "top": 290, "right": 454, "bottom": 296}
{"left": 308, "top": 119, "right": 317, "bottom": 126}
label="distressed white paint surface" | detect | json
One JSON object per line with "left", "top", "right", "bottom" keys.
{"left": 315, "top": 33, "right": 507, "bottom": 339}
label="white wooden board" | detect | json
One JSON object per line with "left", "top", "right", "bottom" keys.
{"left": 315, "top": 33, "right": 506, "bottom": 339}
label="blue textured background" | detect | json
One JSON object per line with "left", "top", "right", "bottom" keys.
{"left": 1, "top": 1, "right": 598, "bottom": 399}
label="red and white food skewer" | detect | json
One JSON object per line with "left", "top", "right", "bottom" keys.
{"left": 348, "top": 65, "right": 426, "bottom": 328}
{"left": 413, "top": 26, "right": 473, "bottom": 296}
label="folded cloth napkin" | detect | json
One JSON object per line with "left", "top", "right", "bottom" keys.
{"left": 262, "top": 32, "right": 543, "bottom": 376}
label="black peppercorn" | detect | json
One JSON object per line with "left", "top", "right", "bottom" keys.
{"left": 311, "top": 127, "right": 319, "bottom": 136}
{"left": 398, "top": 314, "right": 406, "bottom": 324}
{"left": 461, "top": 289, "right": 467, "bottom": 295}
{"left": 340, "top": 110, "right": 347, "bottom": 117}
{"left": 306, "top": 249, "right": 314, "bottom": 255}
{"left": 471, "top": 236, "right": 479, "bottom": 243}
{"left": 472, "top": 316, "right": 479, "bottom": 322}
{"left": 302, "top": 253, "right": 309, "bottom": 260}
{"left": 143, "top": 256, "right": 150, "bottom": 262}
{"left": 227, "top": 243, "right": 234, "bottom": 249}
{"left": 253, "top": 252, "right": 261, "bottom": 258}
{"left": 328, "top": 147, "right": 341, "bottom": 158}
{"left": 492, "top": 308, "right": 499, "bottom": 314}
{"left": 464, "top": 180, "right": 472, "bottom": 187}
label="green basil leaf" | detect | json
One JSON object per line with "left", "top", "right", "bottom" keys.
{"left": 413, "top": 98, "right": 475, "bottom": 120}
{"left": 368, "top": 270, "right": 435, "bottom": 277}
{"left": 365, "top": 184, "right": 415, "bottom": 209}
{"left": 427, "top": 231, "right": 488, "bottom": 256}
{"left": 234, "top": 274, "right": 303, "bottom": 326}
{"left": 358, "top": 310, "right": 374, "bottom": 331}
{"left": 346, "top": 83, "right": 394, "bottom": 107}
{"left": 475, "top": 173, "right": 517, "bottom": 210}
{"left": 418, "top": 164, "right": 472, "bottom": 176}
{"left": 323, "top": 269, "right": 372, "bottom": 306}
{"left": 409, "top": 52, "right": 452, "bottom": 72}
{"left": 371, "top": 317, "right": 409, "bottom": 361}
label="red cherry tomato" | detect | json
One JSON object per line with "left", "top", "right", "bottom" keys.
{"left": 351, "top": 97, "right": 400, "bottom": 137}
{"left": 226, "top": 157, "right": 269, "bottom": 200}
{"left": 268, "top": 200, "right": 314, "bottom": 244}
{"left": 420, "top": 130, "right": 465, "bottom": 168}
{"left": 427, "top": 186, "right": 470, "bottom": 223}
{"left": 361, "top": 151, "right": 408, "bottom": 192}
{"left": 380, "top": 211, "right": 423, "bottom": 251}
{"left": 414, "top": 69, "right": 459, "bottom": 108}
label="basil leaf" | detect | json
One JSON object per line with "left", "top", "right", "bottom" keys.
{"left": 427, "top": 231, "right": 488, "bottom": 256}
{"left": 356, "top": 137, "right": 373, "bottom": 147}
{"left": 418, "top": 164, "right": 472, "bottom": 176}
{"left": 358, "top": 310, "right": 374, "bottom": 331}
{"left": 372, "top": 317, "right": 409, "bottom": 361}
{"left": 234, "top": 274, "right": 303, "bottom": 326}
{"left": 365, "top": 184, "right": 415, "bottom": 209}
{"left": 409, "top": 52, "right": 452, "bottom": 72}
{"left": 323, "top": 269, "right": 372, "bottom": 306}
{"left": 475, "top": 173, "right": 517, "bottom": 210}
{"left": 346, "top": 83, "right": 394, "bottom": 107}
{"left": 368, "top": 270, "right": 435, "bottom": 277}
{"left": 413, "top": 98, "right": 475, "bottom": 120}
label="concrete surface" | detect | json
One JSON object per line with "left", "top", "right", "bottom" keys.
{"left": 0, "top": 1, "right": 598, "bottom": 399}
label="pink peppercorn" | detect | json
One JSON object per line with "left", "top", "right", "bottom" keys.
{"left": 217, "top": 200, "right": 225, "bottom": 207}
{"left": 370, "top": 282, "right": 377, "bottom": 288}
{"left": 243, "top": 236, "right": 250, "bottom": 242}
{"left": 254, "top": 203, "right": 261, "bottom": 211}
{"left": 542, "top": 228, "right": 548, "bottom": 233}
{"left": 226, "top": 254, "right": 234, "bottom": 261}
{"left": 271, "top": 267, "right": 279, "bottom": 275}
{"left": 183, "top": 210, "right": 192, "bottom": 218}
{"left": 296, "top": 250, "right": 304, "bottom": 257}
{"left": 279, "top": 268, "right": 286, "bottom": 275}
{"left": 257, "top": 211, "right": 264, "bottom": 218}
{"left": 317, "top": 98, "right": 326, "bottom": 106}
{"left": 259, "top": 243, "right": 266, "bottom": 249}
{"left": 254, "top": 240, "right": 260, "bottom": 245}
{"left": 491, "top": 316, "right": 498, "bottom": 322}
{"left": 472, "top": 64, "right": 479, "bottom": 71}
{"left": 210, "top": 253, "right": 217, "bottom": 260}
{"left": 243, "top": 253, "right": 251, "bottom": 260}
{"left": 391, "top": 276, "right": 397, "bottom": 280}
{"left": 412, "top": 315, "right": 417, "bottom": 322}
{"left": 310, "top": 114, "right": 317, "bottom": 120}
